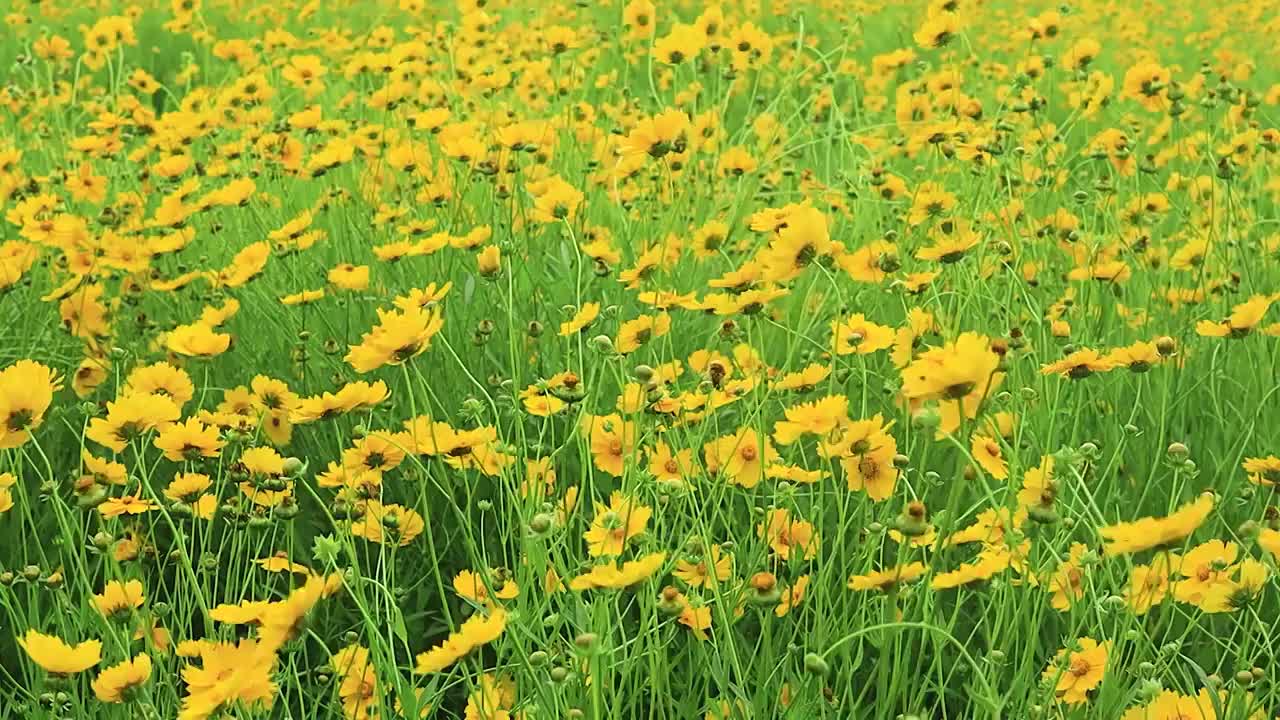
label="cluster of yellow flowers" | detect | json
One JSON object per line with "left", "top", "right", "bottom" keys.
{"left": 2, "top": 0, "right": 1280, "bottom": 717}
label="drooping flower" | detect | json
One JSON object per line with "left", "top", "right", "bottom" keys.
{"left": 92, "top": 653, "right": 152, "bottom": 703}
{"left": 413, "top": 608, "right": 507, "bottom": 674}
{"left": 18, "top": 631, "right": 102, "bottom": 675}
{"left": 1099, "top": 494, "right": 1213, "bottom": 555}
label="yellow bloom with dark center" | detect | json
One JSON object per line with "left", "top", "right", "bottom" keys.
{"left": 831, "top": 314, "right": 895, "bottom": 356}
{"left": 0, "top": 360, "right": 62, "bottom": 449}
{"left": 99, "top": 494, "right": 159, "bottom": 518}
{"left": 1173, "top": 540, "right": 1237, "bottom": 606}
{"left": 453, "top": 569, "right": 520, "bottom": 607}
{"left": 92, "top": 653, "right": 152, "bottom": 703}
{"left": 326, "top": 263, "right": 370, "bottom": 292}
{"left": 341, "top": 432, "right": 406, "bottom": 479}
{"left": 123, "top": 362, "right": 194, "bottom": 407}
{"left": 1195, "top": 294, "right": 1272, "bottom": 338}
{"left": 615, "top": 313, "right": 671, "bottom": 354}
{"left": 94, "top": 579, "right": 145, "bottom": 619}
{"left": 476, "top": 245, "right": 501, "bottom": 277}
{"left": 1243, "top": 455, "right": 1280, "bottom": 487}
{"left": 970, "top": 434, "right": 1008, "bottom": 479}
{"left": 619, "top": 108, "right": 690, "bottom": 159}
{"left": 1198, "top": 559, "right": 1269, "bottom": 614}
{"left": 345, "top": 306, "right": 445, "bottom": 373}
{"left": 559, "top": 302, "right": 600, "bottom": 336}
{"left": 352, "top": 501, "right": 424, "bottom": 547}
{"left": 848, "top": 562, "right": 927, "bottom": 592}
{"left": 673, "top": 545, "right": 732, "bottom": 588}
{"left": 758, "top": 206, "right": 834, "bottom": 282}
{"left": 154, "top": 417, "right": 225, "bottom": 462}
{"left": 1104, "top": 341, "right": 1161, "bottom": 372}
{"left": 584, "top": 492, "right": 651, "bottom": 557}
{"left": 913, "top": 11, "right": 961, "bottom": 49}
{"left": 1040, "top": 348, "right": 1115, "bottom": 379}
{"left": 653, "top": 23, "right": 705, "bottom": 65}
{"left": 901, "top": 332, "right": 1000, "bottom": 402}
{"left": 1043, "top": 638, "right": 1109, "bottom": 705}
{"left": 757, "top": 509, "right": 819, "bottom": 561}
{"left": 704, "top": 428, "right": 779, "bottom": 489}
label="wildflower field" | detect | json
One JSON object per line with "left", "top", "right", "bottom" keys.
{"left": 3, "top": 0, "right": 1280, "bottom": 717}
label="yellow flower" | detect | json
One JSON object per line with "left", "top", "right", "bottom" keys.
{"left": 253, "top": 552, "right": 311, "bottom": 575}
{"left": 677, "top": 595, "right": 713, "bottom": 640}
{"left": 580, "top": 413, "right": 636, "bottom": 478}
{"left": 1040, "top": 348, "right": 1115, "bottom": 379}
{"left": 704, "top": 428, "right": 779, "bottom": 489}
{"left": 1260, "top": 528, "right": 1280, "bottom": 559}
{"left": 584, "top": 492, "right": 651, "bottom": 557}
{"left": 757, "top": 509, "right": 819, "bottom": 561}
{"left": 559, "top": 303, "right": 600, "bottom": 336}
{"left": 345, "top": 306, "right": 445, "bottom": 373}
{"left": 453, "top": 569, "right": 519, "bottom": 607}
{"left": 351, "top": 501, "right": 425, "bottom": 547}
{"left": 99, "top": 494, "right": 159, "bottom": 518}
{"left": 830, "top": 314, "right": 895, "bottom": 355}
{"left": 1173, "top": 540, "right": 1237, "bottom": 606}
{"left": 569, "top": 552, "right": 667, "bottom": 591}
{"left": 1124, "top": 555, "right": 1176, "bottom": 615}
{"left": 775, "top": 575, "right": 810, "bottom": 617}
{"left": 328, "top": 263, "right": 371, "bottom": 291}
{"left": 773, "top": 394, "right": 847, "bottom": 444}
{"left": 970, "top": 434, "right": 1009, "bottom": 479}
{"left": 86, "top": 392, "right": 182, "bottom": 452}
{"left": 616, "top": 313, "right": 671, "bottom": 354}
{"left": 901, "top": 332, "right": 1000, "bottom": 402}
{"left": 0, "top": 360, "right": 63, "bottom": 449}
{"left": 476, "top": 245, "right": 501, "bottom": 277}
{"left": 1043, "top": 638, "right": 1109, "bottom": 705}
{"left": 414, "top": 608, "right": 507, "bottom": 674}
{"left": 1243, "top": 455, "right": 1280, "bottom": 487}
{"left": 1196, "top": 294, "right": 1273, "bottom": 338}
{"left": 154, "top": 417, "right": 225, "bottom": 462}
{"left": 1198, "top": 559, "right": 1269, "bottom": 613}
{"left": 1105, "top": 341, "right": 1161, "bottom": 372}
{"left": 848, "top": 562, "right": 927, "bottom": 592}
{"left": 18, "top": 630, "right": 102, "bottom": 675}
{"left": 1100, "top": 494, "right": 1213, "bottom": 555}
{"left": 94, "top": 579, "right": 145, "bottom": 619}
{"left": 673, "top": 545, "right": 732, "bottom": 588}
{"left": 92, "top": 653, "right": 152, "bottom": 703}
{"left": 166, "top": 323, "right": 232, "bottom": 358}
{"left": 177, "top": 637, "right": 280, "bottom": 719}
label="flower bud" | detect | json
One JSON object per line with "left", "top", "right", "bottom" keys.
{"left": 803, "top": 652, "right": 829, "bottom": 677}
